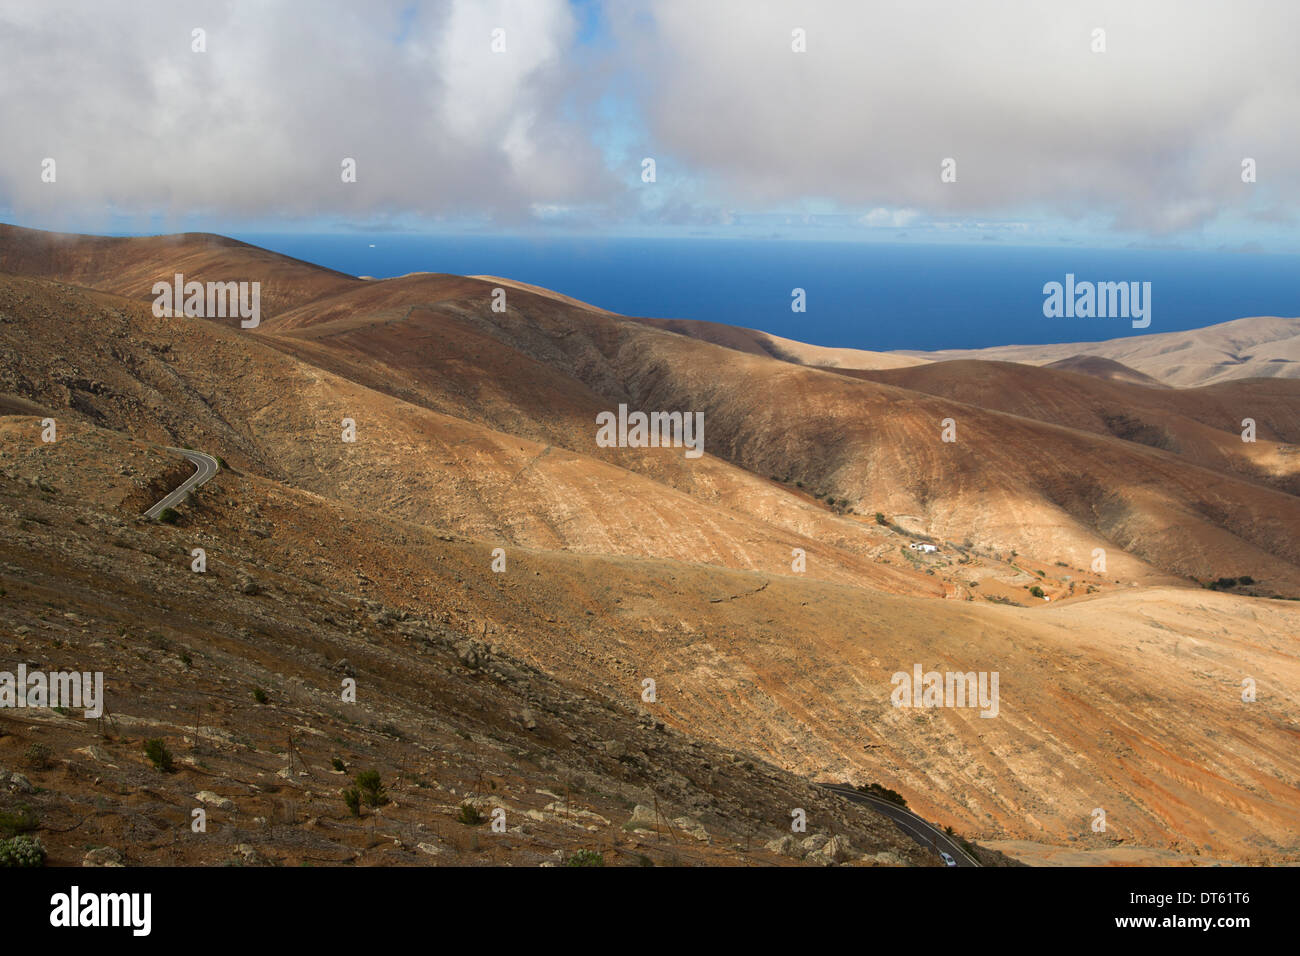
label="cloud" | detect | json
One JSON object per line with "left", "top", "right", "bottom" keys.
{"left": 608, "top": 0, "right": 1300, "bottom": 235}
{"left": 0, "top": 0, "right": 617, "bottom": 230}
{"left": 0, "top": 0, "right": 1296, "bottom": 242}
{"left": 858, "top": 208, "right": 921, "bottom": 228}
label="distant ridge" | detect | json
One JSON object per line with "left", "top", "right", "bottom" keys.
{"left": 899, "top": 314, "right": 1300, "bottom": 387}
{"left": 1043, "top": 355, "right": 1166, "bottom": 387}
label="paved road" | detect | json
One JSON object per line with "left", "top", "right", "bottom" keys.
{"left": 821, "top": 783, "right": 981, "bottom": 867}
{"left": 144, "top": 448, "right": 219, "bottom": 519}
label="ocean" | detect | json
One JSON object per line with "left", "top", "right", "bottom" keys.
{"left": 234, "top": 234, "right": 1300, "bottom": 352}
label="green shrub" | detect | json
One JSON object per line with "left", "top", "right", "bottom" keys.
{"left": 564, "top": 849, "right": 604, "bottom": 867}
{"left": 354, "top": 771, "right": 388, "bottom": 807}
{"left": 854, "top": 782, "right": 909, "bottom": 809}
{"left": 23, "top": 743, "right": 52, "bottom": 770}
{"left": 457, "top": 802, "right": 484, "bottom": 826}
{"left": 143, "top": 738, "right": 175, "bottom": 773}
{"left": 0, "top": 835, "right": 45, "bottom": 867}
{"left": 157, "top": 507, "right": 180, "bottom": 524}
{"left": 251, "top": 687, "right": 269, "bottom": 705}
{"left": 875, "top": 512, "right": 888, "bottom": 525}
{"left": 331, "top": 757, "right": 346, "bottom": 772}
{"left": 1029, "top": 585, "right": 1045, "bottom": 599}
{"left": 0, "top": 805, "right": 38, "bottom": 837}
{"left": 342, "top": 788, "right": 361, "bottom": 817}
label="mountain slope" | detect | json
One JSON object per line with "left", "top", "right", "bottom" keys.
{"left": 901, "top": 315, "right": 1300, "bottom": 386}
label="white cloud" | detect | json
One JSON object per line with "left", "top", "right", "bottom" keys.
{"left": 0, "top": 0, "right": 1296, "bottom": 241}
{"left": 609, "top": 0, "right": 1300, "bottom": 235}
{"left": 0, "top": 0, "right": 615, "bottom": 230}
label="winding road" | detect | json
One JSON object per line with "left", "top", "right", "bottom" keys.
{"left": 144, "top": 447, "right": 220, "bottom": 519}
{"left": 821, "top": 783, "right": 981, "bottom": 867}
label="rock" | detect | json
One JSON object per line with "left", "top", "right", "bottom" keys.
{"left": 6, "top": 773, "right": 34, "bottom": 793}
{"left": 195, "top": 790, "right": 235, "bottom": 811}
{"left": 234, "top": 844, "right": 262, "bottom": 865}
{"left": 518, "top": 707, "right": 537, "bottom": 731}
{"left": 626, "top": 804, "right": 660, "bottom": 830}
{"left": 800, "top": 833, "right": 829, "bottom": 854}
{"left": 672, "top": 816, "right": 710, "bottom": 842}
{"left": 764, "top": 835, "right": 801, "bottom": 857}
{"left": 417, "top": 842, "right": 443, "bottom": 856}
{"left": 868, "top": 850, "right": 907, "bottom": 866}
{"left": 235, "top": 576, "right": 261, "bottom": 595}
{"left": 458, "top": 639, "right": 489, "bottom": 669}
{"left": 75, "top": 744, "right": 115, "bottom": 764}
{"left": 82, "top": 846, "right": 125, "bottom": 867}
{"left": 603, "top": 740, "right": 627, "bottom": 759}
{"left": 807, "top": 834, "right": 855, "bottom": 866}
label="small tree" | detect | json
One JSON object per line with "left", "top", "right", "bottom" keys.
{"left": 354, "top": 770, "right": 388, "bottom": 807}
{"left": 143, "top": 738, "right": 175, "bottom": 773}
{"left": 342, "top": 788, "right": 362, "bottom": 817}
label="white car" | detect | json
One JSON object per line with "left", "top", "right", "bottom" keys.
{"left": 939, "top": 851, "right": 957, "bottom": 867}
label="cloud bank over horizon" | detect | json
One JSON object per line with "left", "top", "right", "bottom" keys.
{"left": 0, "top": 0, "right": 1296, "bottom": 249}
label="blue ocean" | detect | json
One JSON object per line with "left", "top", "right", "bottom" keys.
{"left": 234, "top": 235, "right": 1300, "bottom": 352}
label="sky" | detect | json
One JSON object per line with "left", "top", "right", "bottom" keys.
{"left": 0, "top": 0, "right": 1297, "bottom": 252}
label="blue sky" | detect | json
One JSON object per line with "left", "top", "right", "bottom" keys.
{"left": 0, "top": 0, "right": 1297, "bottom": 253}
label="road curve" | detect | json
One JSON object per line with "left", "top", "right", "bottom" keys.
{"left": 144, "top": 447, "right": 219, "bottom": 519}
{"left": 821, "top": 783, "right": 981, "bottom": 867}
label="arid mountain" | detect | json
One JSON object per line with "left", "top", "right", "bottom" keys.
{"left": 2, "top": 224, "right": 1297, "bottom": 865}
{"left": 836, "top": 360, "right": 1300, "bottom": 497}
{"left": 0, "top": 223, "right": 358, "bottom": 324}
{"left": 900, "top": 315, "right": 1300, "bottom": 386}
{"left": 634, "top": 315, "right": 929, "bottom": 371}
{"left": 1042, "top": 355, "right": 1165, "bottom": 387}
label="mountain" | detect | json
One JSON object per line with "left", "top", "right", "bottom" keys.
{"left": 900, "top": 315, "right": 1300, "bottom": 386}
{"left": 1042, "top": 355, "right": 1165, "bottom": 387}
{"left": 2, "top": 223, "right": 1298, "bottom": 865}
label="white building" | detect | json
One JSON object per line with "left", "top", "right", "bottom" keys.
{"left": 909, "top": 542, "right": 939, "bottom": 553}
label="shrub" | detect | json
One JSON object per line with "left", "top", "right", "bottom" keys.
{"left": 875, "top": 512, "right": 888, "bottom": 526}
{"left": 331, "top": 757, "right": 346, "bottom": 772}
{"left": 355, "top": 770, "right": 388, "bottom": 807}
{"left": 457, "top": 802, "right": 484, "bottom": 826}
{"left": 854, "top": 782, "right": 909, "bottom": 809}
{"left": 564, "top": 849, "right": 605, "bottom": 867}
{"left": 342, "top": 788, "right": 361, "bottom": 817}
{"left": 143, "top": 738, "right": 175, "bottom": 773}
{"left": 1029, "top": 585, "right": 1045, "bottom": 599}
{"left": 0, "top": 805, "right": 38, "bottom": 837}
{"left": 251, "top": 687, "right": 269, "bottom": 705}
{"left": 157, "top": 507, "right": 180, "bottom": 524}
{"left": 0, "top": 835, "right": 45, "bottom": 867}
{"left": 23, "top": 743, "right": 52, "bottom": 770}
